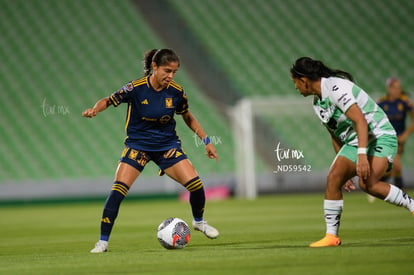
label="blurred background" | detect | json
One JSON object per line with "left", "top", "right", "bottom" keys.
{"left": 1, "top": 0, "right": 413, "bottom": 203}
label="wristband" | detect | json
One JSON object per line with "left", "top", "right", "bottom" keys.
{"left": 357, "top": 147, "right": 367, "bottom": 155}
{"left": 202, "top": 136, "right": 211, "bottom": 145}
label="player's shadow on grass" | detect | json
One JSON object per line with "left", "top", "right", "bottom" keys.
{"left": 190, "top": 239, "right": 307, "bottom": 249}
{"left": 344, "top": 237, "right": 414, "bottom": 248}
{"left": 189, "top": 237, "right": 414, "bottom": 250}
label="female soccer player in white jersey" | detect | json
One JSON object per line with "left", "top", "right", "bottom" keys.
{"left": 290, "top": 57, "right": 414, "bottom": 247}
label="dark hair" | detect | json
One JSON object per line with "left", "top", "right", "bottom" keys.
{"left": 290, "top": 57, "right": 354, "bottom": 82}
{"left": 143, "top": 49, "right": 180, "bottom": 76}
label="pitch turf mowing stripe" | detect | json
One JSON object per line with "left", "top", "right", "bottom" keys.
{"left": 0, "top": 192, "right": 413, "bottom": 274}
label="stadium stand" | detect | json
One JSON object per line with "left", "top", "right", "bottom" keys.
{"left": 1, "top": 0, "right": 413, "bottom": 199}
{"left": 168, "top": 0, "right": 414, "bottom": 170}
{"left": 0, "top": 0, "right": 234, "bottom": 184}
{"left": 169, "top": 0, "right": 414, "bottom": 96}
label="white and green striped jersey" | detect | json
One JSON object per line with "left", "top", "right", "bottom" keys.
{"left": 312, "top": 77, "right": 396, "bottom": 146}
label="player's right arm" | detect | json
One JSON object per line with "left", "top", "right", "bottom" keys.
{"left": 326, "top": 126, "right": 356, "bottom": 192}
{"left": 324, "top": 125, "right": 342, "bottom": 154}
{"left": 82, "top": 81, "right": 133, "bottom": 118}
{"left": 82, "top": 97, "right": 112, "bottom": 118}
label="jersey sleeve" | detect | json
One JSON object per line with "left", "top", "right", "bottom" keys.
{"left": 327, "top": 79, "right": 357, "bottom": 113}
{"left": 108, "top": 81, "right": 134, "bottom": 107}
{"left": 403, "top": 95, "right": 413, "bottom": 112}
{"left": 377, "top": 96, "right": 386, "bottom": 107}
{"left": 175, "top": 90, "right": 189, "bottom": 115}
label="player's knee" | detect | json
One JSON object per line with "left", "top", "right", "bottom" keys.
{"left": 326, "top": 171, "right": 343, "bottom": 190}
{"left": 364, "top": 179, "right": 382, "bottom": 195}
{"left": 358, "top": 180, "right": 368, "bottom": 192}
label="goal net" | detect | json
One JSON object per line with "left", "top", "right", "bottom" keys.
{"left": 229, "top": 96, "right": 414, "bottom": 199}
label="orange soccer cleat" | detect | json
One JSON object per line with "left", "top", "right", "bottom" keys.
{"left": 309, "top": 234, "right": 341, "bottom": 248}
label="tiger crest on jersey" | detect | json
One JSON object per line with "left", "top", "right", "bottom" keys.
{"left": 165, "top": 98, "right": 173, "bottom": 108}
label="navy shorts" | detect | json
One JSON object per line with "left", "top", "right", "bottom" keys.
{"left": 119, "top": 147, "right": 188, "bottom": 172}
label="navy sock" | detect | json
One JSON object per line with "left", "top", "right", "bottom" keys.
{"left": 100, "top": 181, "right": 129, "bottom": 241}
{"left": 184, "top": 177, "right": 205, "bottom": 221}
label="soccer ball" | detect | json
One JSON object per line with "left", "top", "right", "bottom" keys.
{"left": 157, "top": 218, "right": 191, "bottom": 249}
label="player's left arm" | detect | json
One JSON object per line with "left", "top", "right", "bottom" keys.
{"left": 181, "top": 111, "right": 219, "bottom": 161}
{"left": 324, "top": 121, "right": 356, "bottom": 192}
{"left": 398, "top": 104, "right": 414, "bottom": 144}
{"left": 345, "top": 104, "right": 370, "bottom": 180}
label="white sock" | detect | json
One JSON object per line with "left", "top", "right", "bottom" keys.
{"left": 384, "top": 184, "right": 414, "bottom": 212}
{"left": 324, "top": 200, "right": 343, "bottom": 236}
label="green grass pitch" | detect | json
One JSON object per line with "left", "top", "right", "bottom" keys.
{"left": 1, "top": 192, "right": 413, "bottom": 274}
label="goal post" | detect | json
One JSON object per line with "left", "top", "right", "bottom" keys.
{"left": 229, "top": 98, "right": 256, "bottom": 199}
{"left": 229, "top": 94, "right": 414, "bottom": 199}
{"left": 229, "top": 96, "right": 329, "bottom": 199}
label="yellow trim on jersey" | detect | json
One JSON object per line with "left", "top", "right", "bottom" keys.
{"left": 109, "top": 94, "right": 121, "bottom": 106}
{"left": 125, "top": 102, "right": 132, "bottom": 131}
{"left": 400, "top": 94, "right": 412, "bottom": 104}
{"left": 168, "top": 80, "right": 183, "bottom": 91}
{"left": 176, "top": 109, "right": 189, "bottom": 114}
{"left": 378, "top": 95, "right": 388, "bottom": 103}
{"left": 378, "top": 93, "right": 412, "bottom": 105}
{"left": 132, "top": 76, "right": 148, "bottom": 87}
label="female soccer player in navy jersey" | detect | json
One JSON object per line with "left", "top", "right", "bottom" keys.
{"left": 377, "top": 77, "right": 414, "bottom": 189}
{"left": 83, "top": 49, "right": 219, "bottom": 253}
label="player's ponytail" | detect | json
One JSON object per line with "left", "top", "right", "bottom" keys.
{"left": 143, "top": 49, "right": 158, "bottom": 76}
{"left": 143, "top": 48, "right": 180, "bottom": 76}
{"left": 291, "top": 57, "right": 354, "bottom": 82}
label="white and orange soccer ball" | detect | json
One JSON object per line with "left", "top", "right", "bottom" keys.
{"left": 157, "top": 218, "right": 191, "bottom": 249}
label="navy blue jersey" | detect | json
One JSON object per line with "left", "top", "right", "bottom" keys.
{"left": 378, "top": 94, "right": 413, "bottom": 135}
{"left": 108, "top": 76, "right": 189, "bottom": 151}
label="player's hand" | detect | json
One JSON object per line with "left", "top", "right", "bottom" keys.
{"left": 356, "top": 154, "right": 370, "bottom": 180}
{"left": 205, "top": 143, "right": 218, "bottom": 161}
{"left": 343, "top": 179, "right": 356, "bottom": 192}
{"left": 82, "top": 108, "right": 98, "bottom": 118}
